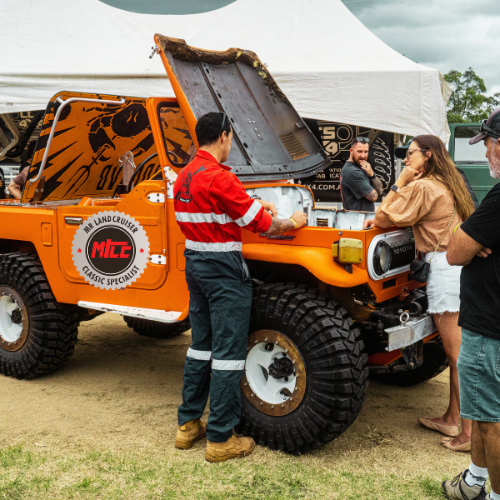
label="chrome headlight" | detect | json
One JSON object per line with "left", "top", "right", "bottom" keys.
{"left": 373, "top": 241, "right": 393, "bottom": 275}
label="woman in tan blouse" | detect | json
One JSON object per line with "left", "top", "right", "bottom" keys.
{"left": 365, "top": 135, "right": 475, "bottom": 452}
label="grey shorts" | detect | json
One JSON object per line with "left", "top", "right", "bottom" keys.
{"left": 458, "top": 328, "right": 500, "bottom": 422}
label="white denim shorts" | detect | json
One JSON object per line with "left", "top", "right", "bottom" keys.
{"left": 424, "top": 250, "right": 462, "bottom": 314}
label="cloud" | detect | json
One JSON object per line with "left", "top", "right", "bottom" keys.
{"left": 343, "top": 0, "right": 500, "bottom": 95}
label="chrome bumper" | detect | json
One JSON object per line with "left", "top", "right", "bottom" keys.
{"left": 385, "top": 314, "right": 436, "bottom": 352}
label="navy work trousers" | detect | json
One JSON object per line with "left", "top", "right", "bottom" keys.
{"left": 177, "top": 249, "right": 252, "bottom": 442}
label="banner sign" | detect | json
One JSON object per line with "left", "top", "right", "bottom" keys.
{"left": 299, "top": 120, "right": 395, "bottom": 203}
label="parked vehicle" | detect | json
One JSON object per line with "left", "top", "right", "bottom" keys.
{"left": 0, "top": 36, "right": 447, "bottom": 454}
{"left": 448, "top": 122, "right": 499, "bottom": 202}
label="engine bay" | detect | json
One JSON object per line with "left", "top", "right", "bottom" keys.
{"left": 246, "top": 185, "right": 375, "bottom": 231}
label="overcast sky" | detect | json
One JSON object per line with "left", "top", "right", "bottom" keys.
{"left": 101, "top": 0, "right": 500, "bottom": 96}
{"left": 342, "top": 0, "right": 500, "bottom": 95}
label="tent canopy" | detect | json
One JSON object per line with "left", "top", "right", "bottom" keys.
{"left": 0, "top": 0, "right": 449, "bottom": 140}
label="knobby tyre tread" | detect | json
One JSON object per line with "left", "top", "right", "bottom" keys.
{"left": 237, "top": 282, "right": 369, "bottom": 454}
{"left": 371, "top": 336, "right": 448, "bottom": 387}
{"left": 0, "top": 252, "right": 80, "bottom": 380}
{"left": 123, "top": 316, "right": 190, "bottom": 339}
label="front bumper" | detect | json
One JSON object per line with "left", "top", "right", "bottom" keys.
{"left": 385, "top": 314, "right": 436, "bottom": 352}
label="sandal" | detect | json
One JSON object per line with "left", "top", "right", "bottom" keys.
{"left": 418, "top": 417, "right": 459, "bottom": 437}
{"left": 441, "top": 437, "right": 471, "bottom": 452}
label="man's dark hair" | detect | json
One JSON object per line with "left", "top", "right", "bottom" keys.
{"left": 351, "top": 136, "right": 370, "bottom": 149}
{"left": 195, "top": 112, "right": 232, "bottom": 147}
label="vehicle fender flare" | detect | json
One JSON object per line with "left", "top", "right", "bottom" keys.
{"left": 242, "top": 243, "right": 367, "bottom": 287}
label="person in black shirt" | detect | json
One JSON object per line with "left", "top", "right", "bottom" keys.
{"left": 340, "top": 137, "right": 383, "bottom": 211}
{"left": 443, "top": 106, "right": 500, "bottom": 500}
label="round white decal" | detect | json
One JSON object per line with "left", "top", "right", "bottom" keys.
{"left": 72, "top": 211, "right": 150, "bottom": 290}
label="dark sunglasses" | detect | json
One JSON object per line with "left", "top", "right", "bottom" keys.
{"left": 355, "top": 136, "right": 370, "bottom": 144}
{"left": 480, "top": 119, "right": 500, "bottom": 139}
{"left": 221, "top": 113, "right": 227, "bottom": 132}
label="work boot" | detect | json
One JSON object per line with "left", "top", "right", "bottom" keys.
{"left": 205, "top": 435, "right": 255, "bottom": 463}
{"left": 175, "top": 418, "right": 207, "bottom": 450}
{"left": 442, "top": 470, "right": 488, "bottom": 500}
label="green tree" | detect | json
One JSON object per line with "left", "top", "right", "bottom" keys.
{"left": 444, "top": 68, "right": 500, "bottom": 123}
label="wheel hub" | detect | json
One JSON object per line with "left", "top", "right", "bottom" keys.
{"left": 0, "top": 286, "right": 29, "bottom": 352}
{"left": 241, "top": 329, "right": 307, "bottom": 416}
{"left": 268, "top": 355, "right": 294, "bottom": 379}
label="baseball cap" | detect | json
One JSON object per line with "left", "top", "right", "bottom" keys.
{"left": 394, "top": 139, "right": 413, "bottom": 159}
{"left": 469, "top": 106, "right": 500, "bottom": 145}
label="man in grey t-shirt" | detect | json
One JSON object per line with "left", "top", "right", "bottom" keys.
{"left": 340, "top": 137, "right": 383, "bottom": 211}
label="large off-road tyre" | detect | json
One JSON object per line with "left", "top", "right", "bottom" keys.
{"left": 0, "top": 253, "right": 80, "bottom": 380}
{"left": 123, "top": 316, "right": 190, "bottom": 339}
{"left": 372, "top": 336, "right": 448, "bottom": 387}
{"left": 236, "top": 283, "right": 369, "bottom": 454}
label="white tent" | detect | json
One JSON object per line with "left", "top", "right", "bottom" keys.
{"left": 0, "top": 0, "right": 449, "bottom": 140}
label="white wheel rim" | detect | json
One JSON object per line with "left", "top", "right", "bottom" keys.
{"left": 246, "top": 342, "right": 297, "bottom": 404}
{"left": 0, "top": 294, "right": 23, "bottom": 343}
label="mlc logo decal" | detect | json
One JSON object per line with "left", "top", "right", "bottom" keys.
{"left": 72, "top": 211, "right": 150, "bottom": 290}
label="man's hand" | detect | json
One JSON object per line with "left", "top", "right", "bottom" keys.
{"left": 290, "top": 210, "right": 307, "bottom": 229}
{"left": 257, "top": 199, "right": 278, "bottom": 217}
{"left": 264, "top": 211, "right": 308, "bottom": 235}
{"left": 359, "top": 160, "right": 374, "bottom": 178}
{"left": 360, "top": 161, "right": 383, "bottom": 196}
{"left": 476, "top": 247, "right": 492, "bottom": 258}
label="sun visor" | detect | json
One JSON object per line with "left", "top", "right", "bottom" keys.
{"left": 155, "top": 35, "right": 331, "bottom": 181}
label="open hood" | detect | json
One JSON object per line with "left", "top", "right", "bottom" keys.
{"left": 155, "top": 35, "right": 331, "bottom": 181}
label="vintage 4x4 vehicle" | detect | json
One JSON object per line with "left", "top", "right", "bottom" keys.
{"left": 0, "top": 36, "right": 447, "bottom": 454}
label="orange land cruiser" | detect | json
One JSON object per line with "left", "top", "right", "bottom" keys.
{"left": 0, "top": 36, "right": 447, "bottom": 454}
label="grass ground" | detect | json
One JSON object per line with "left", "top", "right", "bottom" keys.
{"left": 0, "top": 442, "right": 448, "bottom": 500}
{"left": 0, "top": 315, "right": 473, "bottom": 499}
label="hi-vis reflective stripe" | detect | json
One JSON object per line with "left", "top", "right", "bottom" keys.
{"left": 186, "top": 348, "right": 212, "bottom": 360}
{"left": 185, "top": 240, "right": 243, "bottom": 252}
{"left": 174, "top": 200, "right": 262, "bottom": 228}
{"left": 234, "top": 200, "right": 261, "bottom": 227}
{"left": 175, "top": 212, "right": 233, "bottom": 224}
{"left": 212, "top": 359, "right": 246, "bottom": 370}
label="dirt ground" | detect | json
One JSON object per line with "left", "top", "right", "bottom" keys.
{"left": 0, "top": 314, "right": 469, "bottom": 480}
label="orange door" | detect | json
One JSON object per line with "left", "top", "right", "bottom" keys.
{"left": 57, "top": 180, "right": 169, "bottom": 293}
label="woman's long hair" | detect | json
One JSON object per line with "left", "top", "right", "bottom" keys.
{"left": 412, "top": 135, "right": 475, "bottom": 221}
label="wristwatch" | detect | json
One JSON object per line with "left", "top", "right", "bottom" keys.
{"left": 390, "top": 184, "right": 400, "bottom": 193}
{"left": 368, "top": 174, "right": 375, "bottom": 179}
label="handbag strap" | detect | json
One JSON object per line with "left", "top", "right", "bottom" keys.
{"left": 428, "top": 207, "right": 456, "bottom": 264}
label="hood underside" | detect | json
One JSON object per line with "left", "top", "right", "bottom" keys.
{"left": 156, "top": 35, "right": 331, "bottom": 181}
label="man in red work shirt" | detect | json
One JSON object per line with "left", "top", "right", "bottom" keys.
{"left": 173, "top": 112, "right": 307, "bottom": 462}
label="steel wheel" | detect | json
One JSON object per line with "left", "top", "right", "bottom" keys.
{"left": 0, "top": 253, "right": 80, "bottom": 379}
{"left": 242, "top": 329, "right": 306, "bottom": 416}
{"left": 0, "top": 286, "right": 29, "bottom": 352}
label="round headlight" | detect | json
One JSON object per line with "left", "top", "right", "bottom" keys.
{"left": 374, "top": 241, "right": 393, "bottom": 275}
